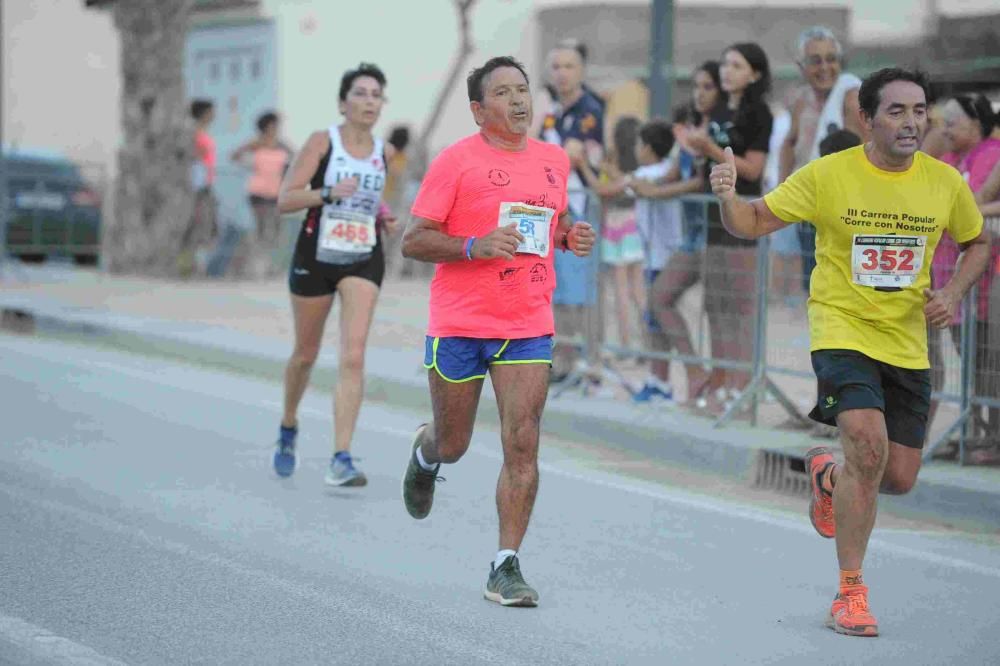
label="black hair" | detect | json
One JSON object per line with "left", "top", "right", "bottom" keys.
{"left": 690, "top": 59, "right": 723, "bottom": 124}
{"left": 724, "top": 43, "right": 771, "bottom": 102}
{"left": 467, "top": 56, "right": 530, "bottom": 104}
{"left": 954, "top": 94, "right": 998, "bottom": 139}
{"left": 612, "top": 116, "right": 642, "bottom": 173}
{"left": 858, "top": 68, "right": 931, "bottom": 119}
{"left": 339, "top": 62, "right": 386, "bottom": 102}
{"left": 388, "top": 125, "right": 410, "bottom": 152}
{"left": 819, "top": 128, "right": 861, "bottom": 157}
{"left": 256, "top": 111, "right": 279, "bottom": 134}
{"left": 639, "top": 118, "right": 675, "bottom": 160}
{"left": 190, "top": 99, "right": 214, "bottom": 121}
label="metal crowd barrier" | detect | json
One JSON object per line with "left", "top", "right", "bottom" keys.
{"left": 551, "top": 190, "right": 994, "bottom": 464}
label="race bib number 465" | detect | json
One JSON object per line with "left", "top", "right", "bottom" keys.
{"left": 497, "top": 201, "right": 554, "bottom": 257}
{"left": 319, "top": 208, "right": 376, "bottom": 255}
{"left": 851, "top": 234, "right": 925, "bottom": 288}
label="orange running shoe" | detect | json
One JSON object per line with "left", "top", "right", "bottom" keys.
{"left": 827, "top": 584, "right": 879, "bottom": 637}
{"left": 805, "top": 446, "right": 836, "bottom": 538}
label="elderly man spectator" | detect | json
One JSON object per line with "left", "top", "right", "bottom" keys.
{"left": 779, "top": 27, "right": 863, "bottom": 293}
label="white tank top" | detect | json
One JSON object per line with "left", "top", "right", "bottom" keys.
{"left": 314, "top": 126, "right": 386, "bottom": 265}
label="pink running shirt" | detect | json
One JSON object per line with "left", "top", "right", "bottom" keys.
{"left": 411, "top": 134, "right": 570, "bottom": 339}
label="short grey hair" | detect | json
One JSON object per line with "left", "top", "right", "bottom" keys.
{"left": 796, "top": 26, "right": 844, "bottom": 62}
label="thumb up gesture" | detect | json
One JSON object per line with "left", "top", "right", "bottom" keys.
{"left": 709, "top": 146, "right": 738, "bottom": 202}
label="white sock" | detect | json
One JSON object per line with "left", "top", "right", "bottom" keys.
{"left": 493, "top": 549, "right": 517, "bottom": 570}
{"left": 415, "top": 446, "right": 439, "bottom": 472}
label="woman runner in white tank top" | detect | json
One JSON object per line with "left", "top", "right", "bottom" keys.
{"left": 271, "top": 63, "right": 399, "bottom": 487}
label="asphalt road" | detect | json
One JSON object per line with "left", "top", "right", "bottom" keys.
{"left": 2, "top": 335, "right": 999, "bottom": 665}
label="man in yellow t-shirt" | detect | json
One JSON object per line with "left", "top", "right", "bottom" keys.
{"left": 710, "top": 68, "right": 989, "bottom": 638}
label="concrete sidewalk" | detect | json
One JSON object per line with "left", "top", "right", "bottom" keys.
{"left": 2, "top": 265, "right": 999, "bottom": 531}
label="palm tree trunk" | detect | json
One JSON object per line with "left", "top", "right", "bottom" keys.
{"left": 108, "top": 0, "right": 195, "bottom": 274}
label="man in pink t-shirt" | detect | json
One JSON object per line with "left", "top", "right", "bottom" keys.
{"left": 399, "top": 56, "right": 595, "bottom": 608}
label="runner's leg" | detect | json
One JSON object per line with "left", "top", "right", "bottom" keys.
{"left": 283, "top": 293, "right": 335, "bottom": 428}
{"left": 489, "top": 363, "right": 548, "bottom": 551}
{"left": 332, "top": 276, "right": 380, "bottom": 455}
{"left": 832, "top": 408, "right": 888, "bottom": 570}
{"left": 420, "top": 370, "right": 484, "bottom": 465}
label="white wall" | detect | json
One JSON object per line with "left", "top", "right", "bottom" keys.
{"left": 2, "top": 0, "right": 120, "bottom": 172}
{"left": 261, "top": 0, "right": 540, "bottom": 154}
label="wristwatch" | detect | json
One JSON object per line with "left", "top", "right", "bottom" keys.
{"left": 320, "top": 186, "right": 334, "bottom": 204}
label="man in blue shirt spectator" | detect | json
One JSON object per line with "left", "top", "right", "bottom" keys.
{"left": 540, "top": 39, "right": 606, "bottom": 383}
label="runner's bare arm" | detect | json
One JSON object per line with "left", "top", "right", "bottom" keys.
{"left": 953, "top": 231, "right": 993, "bottom": 292}
{"left": 401, "top": 217, "right": 524, "bottom": 263}
{"left": 553, "top": 209, "right": 595, "bottom": 257}
{"left": 553, "top": 209, "right": 574, "bottom": 251}
{"left": 277, "top": 131, "right": 357, "bottom": 214}
{"left": 925, "top": 229, "right": 992, "bottom": 328}
{"left": 711, "top": 147, "right": 788, "bottom": 239}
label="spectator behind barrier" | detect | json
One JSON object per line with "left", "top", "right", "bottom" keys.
{"left": 629, "top": 61, "right": 723, "bottom": 405}
{"left": 539, "top": 39, "right": 606, "bottom": 386}
{"left": 779, "top": 26, "right": 863, "bottom": 297}
{"left": 596, "top": 116, "right": 646, "bottom": 354}
{"left": 684, "top": 42, "right": 774, "bottom": 414}
{"left": 929, "top": 95, "right": 1000, "bottom": 464}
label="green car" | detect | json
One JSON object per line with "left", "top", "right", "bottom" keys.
{"left": 3, "top": 148, "right": 103, "bottom": 265}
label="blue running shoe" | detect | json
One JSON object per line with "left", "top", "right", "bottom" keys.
{"left": 325, "top": 451, "right": 367, "bottom": 487}
{"left": 632, "top": 382, "right": 674, "bottom": 404}
{"left": 273, "top": 425, "right": 297, "bottom": 478}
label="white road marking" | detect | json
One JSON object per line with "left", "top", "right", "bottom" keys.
{"left": 0, "top": 612, "right": 129, "bottom": 666}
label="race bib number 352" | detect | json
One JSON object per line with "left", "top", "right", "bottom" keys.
{"left": 851, "top": 234, "right": 925, "bottom": 288}
{"left": 318, "top": 208, "right": 376, "bottom": 255}
{"left": 497, "top": 202, "right": 554, "bottom": 257}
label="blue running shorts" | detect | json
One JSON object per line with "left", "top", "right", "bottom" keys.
{"left": 423, "top": 335, "right": 554, "bottom": 382}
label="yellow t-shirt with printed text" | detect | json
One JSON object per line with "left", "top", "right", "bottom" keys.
{"left": 764, "top": 146, "right": 982, "bottom": 369}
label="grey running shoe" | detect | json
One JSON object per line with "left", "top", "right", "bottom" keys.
{"left": 484, "top": 555, "right": 539, "bottom": 607}
{"left": 401, "top": 424, "right": 442, "bottom": 519}
{"left": 324, "top": 453, "right": 367, "bottom": 487}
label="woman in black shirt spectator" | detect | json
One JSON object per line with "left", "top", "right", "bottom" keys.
{"left": 684, "top": 42, "right": 773, "bottom": 413}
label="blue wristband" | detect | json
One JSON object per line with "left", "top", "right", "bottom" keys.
{"left": 465, "top": 236, "right": 476, "bottom": 261}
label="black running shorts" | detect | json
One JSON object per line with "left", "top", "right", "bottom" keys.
{"left": 288, "top": 245, "right": 385, "bottom": 297}
{"left": 809, "top": 348, "right": 931, "bottom": 449}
